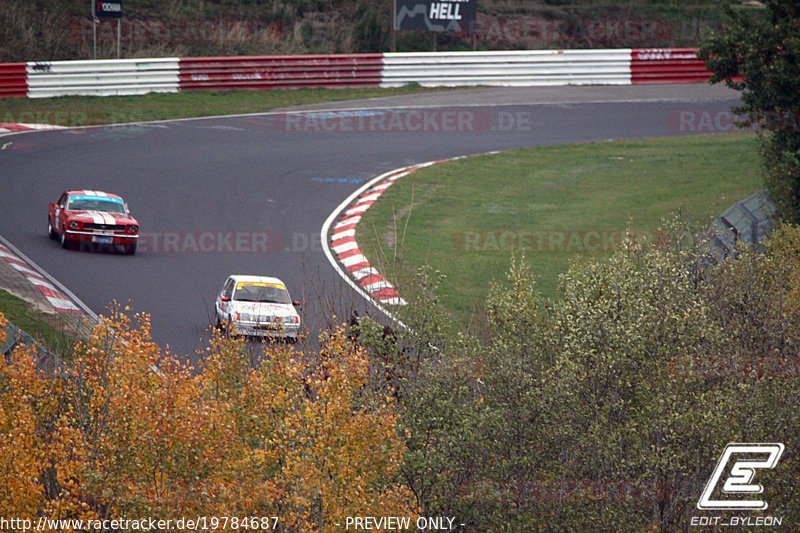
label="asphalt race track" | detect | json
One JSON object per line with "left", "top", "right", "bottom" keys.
{"left": 0, "top": 84, "right": 742, "bottom": 358}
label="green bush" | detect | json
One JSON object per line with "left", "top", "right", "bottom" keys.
{"left": 355, "top": 221, "right": 800, "bottom": 530}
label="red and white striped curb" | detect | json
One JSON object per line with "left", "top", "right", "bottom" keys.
{"left": 0, "top": 123, "right": 65, "bottom": 134}
{"left": 0, "top": 243, "right": 83, "bottom": 315}
{"left": 329, "top": 166, "right": 430, "bottom": 306}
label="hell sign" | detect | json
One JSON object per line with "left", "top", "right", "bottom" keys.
{"left": 395, "top": 0, "right": 477, "bottom": 32}
{"left": 94, "top": 0, "right": 122, "bottom": 18}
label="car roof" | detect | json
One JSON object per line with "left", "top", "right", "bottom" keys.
{"left": 228, "top": 275, "right": 286, "bottom": 286}
{"left": 65, "top": 190, "right": 125, "bottom": 201}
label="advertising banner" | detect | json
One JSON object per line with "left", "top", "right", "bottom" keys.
{"left": 395, "top": 0, "right": 476, "bottom": 32}
{"left": 94, "top": 1, "right": 122, "bottom": 19}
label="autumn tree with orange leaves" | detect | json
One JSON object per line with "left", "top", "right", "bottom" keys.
{"left": 0, "top": 309, "right": 416, "bottom": 531}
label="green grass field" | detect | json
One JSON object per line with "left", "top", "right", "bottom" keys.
{"left": 0, "top": 290, "right": 79, "bottom": 357}
{"left": 0, "top": 86, "right": 448, "bottom": 127}
{"left": 356, "top": 133, "right": 762, "bottom": 327}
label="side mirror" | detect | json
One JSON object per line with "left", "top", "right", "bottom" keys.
{"left": 293, "top": 300, "right": 301, "bottom": 308}
{"left": 220, "top": 296, "right": 229, "bottom": 302}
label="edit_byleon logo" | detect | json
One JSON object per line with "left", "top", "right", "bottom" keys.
{"left": 697, "top": 443, "right": 784, "bottom": 511}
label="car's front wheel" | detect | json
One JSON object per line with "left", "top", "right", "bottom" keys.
{"left": 60, "top": 230, "right": 70, "bottom": 249}
{"left": 123, "top": 242, "right": 137, "bottom": 255}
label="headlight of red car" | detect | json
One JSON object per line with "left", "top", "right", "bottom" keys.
{"left": 129, "top": 225, "right": 138, "bottom": 234}
{"left": 69, "top": 221, "right": 78, "bottom": 229}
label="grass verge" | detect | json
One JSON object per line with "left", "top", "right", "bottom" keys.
{"left": 357, "top": 133, "right": 762, "bottom": 328}
{"left": 0, "top": 289, "right": 81, "bottom": 358}
{"left": 0, "top": 86, "right": 450, "bottom": 127}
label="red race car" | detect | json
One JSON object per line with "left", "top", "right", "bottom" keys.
{"left": 48, "top": 190, "right": 139, "bottom": 255}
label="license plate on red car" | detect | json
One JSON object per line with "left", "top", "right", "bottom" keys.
{"left": 93, "top": 236, "right": 113, "bottom": 245}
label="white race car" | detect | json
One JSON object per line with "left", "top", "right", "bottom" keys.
{"left": 214, "top": 275, "right": 301, "bottom": 342}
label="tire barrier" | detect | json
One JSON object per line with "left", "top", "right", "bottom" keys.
{"left": 0, "top": 48, "right": 715, "bottom": 99}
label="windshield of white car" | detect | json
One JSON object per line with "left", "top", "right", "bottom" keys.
{"left": 68, "top": 198, "right": 126, "bottom": 214}
{"left": 233, "top": 284, "right": 290, "bottom": 304}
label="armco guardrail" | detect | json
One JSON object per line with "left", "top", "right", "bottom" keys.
{"left": 0, "top": 48, "right": 715, "bottom": 99}
{"left": 25, "top": 58, "right": 180, "bottom": 98}
{"left": 381, "top": 49, "right": 633, "bottom": 87}
{"left": 179, "top": 54, "right": 383, "bottom": 90}
{"left": 0, "top": 63, "right": 28, "bottom": 98}
{"left": 631, "top": 48, "right": 714, "bottom": 84}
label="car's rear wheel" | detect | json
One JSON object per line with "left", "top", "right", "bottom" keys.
{"left": 215, "top": 315, "right": 232, "bottom": 336}
{"left": 47, "top": 218, "right": 57, "bottom": 240}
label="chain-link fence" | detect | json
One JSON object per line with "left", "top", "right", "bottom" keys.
{"left": 0, "top": 317, "right": 65, "bottom": 374}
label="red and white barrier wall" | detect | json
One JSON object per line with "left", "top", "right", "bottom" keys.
{"left": 0, "top": 63, "right": 28, "bottom": 98}
{"left": 630, "top": 48, "right": 717, "bottom": 84}
{"left": 9, "top": 58, "right": 180, "bottom": 98}
{"left": 179, "top": 54, "right": 383, "bottom": 91}
{"left": 381, "top": 49, "right": 634, "bottom": 87}
{"left": 0, "top": 48, "right": 714, "bottom": 99}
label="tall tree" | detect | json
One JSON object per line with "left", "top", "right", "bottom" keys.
{"left": 699, "top": 0, "right": 800, "bottom": 220}
{"left": 0, "top": 309, "right": 415, "bottom": 529}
